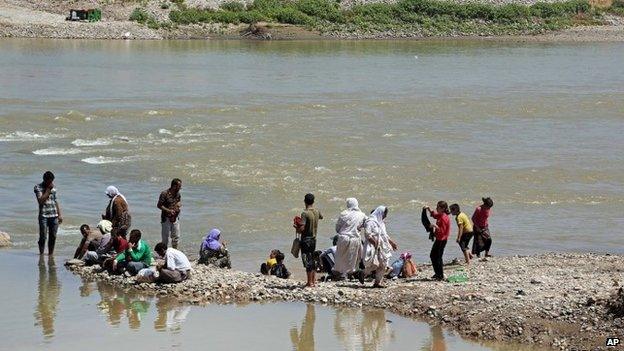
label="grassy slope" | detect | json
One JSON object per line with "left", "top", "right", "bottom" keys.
{"left": 131, "top": 0, "right": 618, "bottom": 37}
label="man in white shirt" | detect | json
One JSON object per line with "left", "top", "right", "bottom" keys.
{"left": 154, "top": 243, "right": 191, "bottom": 283}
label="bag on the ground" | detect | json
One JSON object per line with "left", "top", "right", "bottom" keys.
{"left": 402, "top": 258, "right": 418, "bottom": 278}
{"left": 136, "top": 267, "right": 158, "bottom": 283}
{"left": 388, "top": 259, "right": 404, "bottom": 278}
{"left": 291, "top": 234, "right": 300, "bottom": 258}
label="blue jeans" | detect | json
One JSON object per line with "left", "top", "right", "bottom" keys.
{"left": 118, "top": 261, "right": 148, "bottom": 276}
{"left": 38, "top": 216, "right": 58, "bottom": 254}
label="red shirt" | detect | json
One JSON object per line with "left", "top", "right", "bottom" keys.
{"left": 472, "top": 206, "right": 491, "bottom": 228}
{"left": 113, "top": 236, "right": 128, "bottom": 253}
{"left": 432, "top": 211, "right": 450, "bottom": 241}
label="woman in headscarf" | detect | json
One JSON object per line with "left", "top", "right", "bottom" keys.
{"left": 333, "top": 198, "right": 368, "bottom": 279}
{"left": 198, "top": 228, "right": 231, "bottom": 269}
{"left": 363, "top": 206, "right": 397, "bottom": 288}
{"left": 102, "top": 186, "right": 131, "bottom": 238}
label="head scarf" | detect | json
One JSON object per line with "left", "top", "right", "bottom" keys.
{"left": 202, "top": 228, "right": 222, "bottom": 251}
{"left": 400, "top": 252, "right": 412, "bottom": 261}
{"left": 97, "top": 220, "right": 112, "bottom": 234}
{"left": 346, "top": 198, "right": 359, "bottom": 211}
{"left": 105, "top": 185, "right": 128, "bottom": 217}
{"left": 105, "top": 185, "right": 128, "bottom": 202}
{"left": 369, "top": 205, "right": 387, "bottom": 236}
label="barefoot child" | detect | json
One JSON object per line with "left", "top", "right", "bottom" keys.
{"left": 450, "top": 204, "right": 474, "bottom": 265}
{"left": 425, "top": 201, "right": 450, "bottom": 281}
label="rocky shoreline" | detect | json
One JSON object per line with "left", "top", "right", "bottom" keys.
{"left": 66, "top": 252, "right": 624, "bottom": 350}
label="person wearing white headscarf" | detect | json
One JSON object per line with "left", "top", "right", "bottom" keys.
{"left": 83, "top": 220, "right": 114, "bottom": 265}
{"left": 363, "top": 206, "right": 398, "bottom": 288}
{"left": 333, "top": 198, "right": 368, "bottom": 278}
{"left": 102, "top": 186, "right": 131, "bottom": 237}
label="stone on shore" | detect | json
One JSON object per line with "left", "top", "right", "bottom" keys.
{"left": 0, "top": 231, "right": 12, "bottom": 247}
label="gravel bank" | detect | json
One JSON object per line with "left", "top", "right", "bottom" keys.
{"left": 67, "top": 252, "right": 624, "bottom": 351}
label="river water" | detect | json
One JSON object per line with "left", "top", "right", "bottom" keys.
{"left": 1, "top": 39, "right": 623, "bottom": 273}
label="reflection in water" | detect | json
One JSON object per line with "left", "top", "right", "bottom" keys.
{"left": 291, "top": 304, "right": 316, "bottom": 351}
{"left": 34, "top": 256, "right": 60, "bottom": 338}
{"left": 154, "top": 297, "right": 191, "bottom": 332}
{"left": 334, "top": 308, "right": 395, "bottom": 351}
{"left": 77, "top": 279, "right": 190, "bottom": 332}
{"left": 95, "top": 282, "right": 151, "bottom": 330}
{"left": 424, "top": 326, "right": 448, "bottom": 351}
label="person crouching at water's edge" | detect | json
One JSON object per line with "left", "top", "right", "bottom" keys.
{"left": 199, "top": 228, "right": 231, "bottom": 268}
{"left": 158, "top": 178, "right": 182, "bottom": 249}
{"left": 112, "top": 229, "right": 152, "bottom": 276}
{"left": 425, "top": 201, "right": 450, "bottom": 281}
{"left": 35, "top": 171, "right": 63, "bottom": 255}
{"left": 297, "top": 193, "right": 323, "bottom": 288}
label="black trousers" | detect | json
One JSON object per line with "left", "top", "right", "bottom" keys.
{"left": 430, "top": 239, "right": 447, "bottom": 278}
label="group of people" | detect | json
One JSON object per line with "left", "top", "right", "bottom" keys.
{"left": 291, "top": 193, "right": 493, "bottom": 288}
{"left": 36, "top": 171, "right": 493, "bottom": 289}
{"left": 37, "top": 172, "right": 230, "bottom": 284}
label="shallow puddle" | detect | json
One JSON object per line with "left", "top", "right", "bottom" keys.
{"left": 0, "top": 251, "right": 546, "bottom": 351}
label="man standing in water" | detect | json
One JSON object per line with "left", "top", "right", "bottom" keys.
{"left": 298, "top": 193, "right": 323, "bottom": 287}
{"left": 157, "top": 178, "right": 182, "bottom": 249}
{"left": 34, "top": 171, "right": 63, "bottom": 255}
{"left": 472, "top": 197, "right": 494, "bottom": 258}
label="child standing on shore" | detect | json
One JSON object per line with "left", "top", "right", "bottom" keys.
{"left": 425, "top": 201, "right": 450, "bottom": 281}
{"left": 472, "top": 197, "right": 494, "bottom": 257}
{"left": 450, "top": 204, "right": 474, "bottom": 265}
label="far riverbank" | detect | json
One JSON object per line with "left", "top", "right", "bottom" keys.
{"left": 1, "top": 0, "right": 624, "bottom": 41}
{"left": 67, "top": 252, "right": 624, "bottom": 351}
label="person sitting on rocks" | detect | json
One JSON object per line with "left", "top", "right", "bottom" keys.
{"left": 73, "top": 224, "right": 102, "bottom": 260}
{"left": 83, "top": 220, "right": 115, "bottom": 265}
{"left": 112, "top": 229, "right": 153, "bottom": 276}
{"left": 270, "top": 251, "right": 290, "bottom": 279}
{"left": 319, "top": 235, "right": 340, "bottom": 281}
{"left": 154, "top": 243, "right": 191, "bottom": 283}
{"left": 198, "top": 228, "right": 231, "bottom": 269}
{"left": 260, "top": 249, "right": 279, "bottom": 275}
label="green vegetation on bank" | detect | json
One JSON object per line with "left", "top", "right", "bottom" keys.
{"left": 165, "top": 0, "right": 598, "bottom": 35}
{"left": 125, "top": 0, "right": 617, "bottom": 36}
{"left": 609, "top": 0, "right": 624, "bottom": 15}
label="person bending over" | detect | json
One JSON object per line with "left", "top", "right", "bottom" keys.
{"left": 270, "top": 251, "right": 291, "bottom": 279}
{"left": 83, "top": 220, "right": 115, "bottom": 265}
{"left": 73, "top": 224, "right": 102, "bottom": 259}
{"left": 154, "top": 243, "right": 191, "bottom": 283}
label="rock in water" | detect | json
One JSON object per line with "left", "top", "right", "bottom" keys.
{"left": 65, "top": 258, "right": 85, "bottom": 267}
{"left": 0, "top": 231, "right": 11, "bottom": 247}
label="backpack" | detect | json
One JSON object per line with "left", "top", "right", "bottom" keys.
{"left": 402, "top": 258, "right": 418, "bottom": 278}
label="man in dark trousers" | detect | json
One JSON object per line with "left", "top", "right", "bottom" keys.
{"left": 34, "top": 171, "right": 63, "bottom": 255}
{"left": 297, "top": 193, "right": 323, "bottom": 288}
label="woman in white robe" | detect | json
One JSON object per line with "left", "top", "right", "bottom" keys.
{"left": 363, "top": 205, "right": 398, "bottom": 288}
{"left": 333, "top": 198, "right": 368, "bottom": 277}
